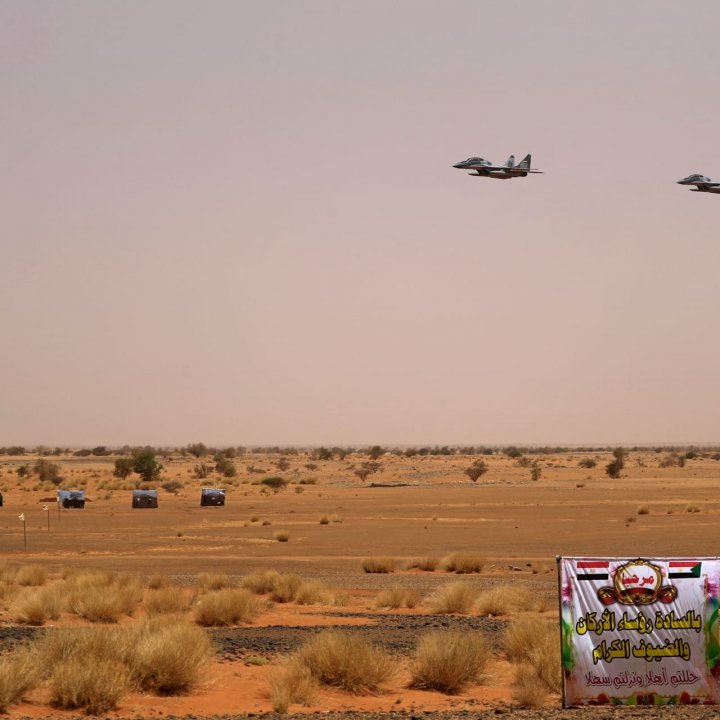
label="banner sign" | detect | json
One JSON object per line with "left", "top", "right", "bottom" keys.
{"left": 559, "top": 557, "right": 720, "bottom": 706}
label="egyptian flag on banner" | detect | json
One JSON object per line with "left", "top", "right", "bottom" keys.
{"left": 576, "top": 560, "right": 609, "bottom": 581}
{"left": 668, "top": 560, "right": 702, "bottom": 579}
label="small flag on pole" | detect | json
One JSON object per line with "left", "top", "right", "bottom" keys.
{"left": 18, "top": 514, "right": 25, "bottom": 521}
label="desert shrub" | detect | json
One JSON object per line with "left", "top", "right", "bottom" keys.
{"left": 405, "top": 557, "right": 439, "bottom": 572}
{"left": 270, "top": 574, "right": 303, "bottom": 603}
{"left": 242, "top": 570, "right": 281, "bottom": 594}
{"left": 361, "top": 557, "right": 395, "bottom": 573}
{"left": 374, "top": 586, "right": 420, "bottom": 609}
{"left": 128, "top": 616, "right": 212, "bottom": 694}
{"left": 293, "top": 631, "right": 395, "bottom": 693}
{"left": 194, "top": 588, "right": 261, "bottom": 626}
{"left": 270, "top": 658, "right": 317, "bottom": 713}
{"left": 410, "top": 630, "right": 490, "bottom": 694}
{"left": 0, "top": 645, "right": 41, "bottom": 712}
{"left": 687, "top": 504, "right": 702, "bottom": 513}
{"left": 319, "top": 516, "right": 330, "bottom": 525}
{"left": 161, "top": 479, "right": 183, "bottom": 494}
{"left": 15, "top": 564, "right": 47, "bottom": 587}
{"left": 51, "top": 657, "right": 131, "bottom": 714}
{"left": 261, "top": 476, "right": 288, "bottom": 491}
{"left": 145, "top": 586, "right": 193, "bottom": 616}
{"left": 274, "top": 530, "right": 290, "bottom": 542}
{"left": 577, "top": 457, "right": 597, "bottom": 468}
{"left": 329, "top": 513, "right": 343, "bottom": 523}
{"left": 197, "top": 572, "right": 233, "bottom": 591}
{"left": 440, "top": 553, "right": 485, "bottom": 574}
{"left": 425, "top": 581, "right": 477, "bottom": 614}
{"left": 262, "top": 519, "right": 272, "bottom": 525}
{"left": 464, "top": 460, "right": 489, "bottom": 482}
{"left": 147, "top": 574, "right": 173, "bottom": 589}
{"left": 637, "top": 505, "right": 650, "bottom": 515}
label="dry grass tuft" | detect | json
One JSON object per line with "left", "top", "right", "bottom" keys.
{"left": 242, "top": 570, "right": 281, "bottom": 594}
{"left": 425, "top": 581, "right": 477, "bottom": 614}
{"left": 637, "top": 505, "right": 650, "bottom": 515}
{"left": 36, "top": 617, "right": 212, "bottom": 712}
{"left": 374, "top": 586, "right": 420, "bottom": 609}
{"left": 129, "top": 616, "right": 213, "bottom": 694}
{"left": 293, "top": 631, "right": 395, "bottom": 693}
{"left": 50, "top": 657, "right": 131, "bottom": 714}
{"left": 195, "top": 588, "right": 262, "bottom": 626}
{"left": 274, "top": 530, "right": 290, "bottom": 542}
{"left": 0, "top": 645, "right": 41, "bottom": 712}
{"left": 503, "top": 615, "right": 561, "bottom": 698}
{"left": 294, "top": 581, "right": 348, "bottom": 607}
{"left": 269, "top": 658, "right": 317, "bottom": 713}
{"left": 361, "top": 557, "right": 395, "bottom": 574}
{"left": 405, "top": 557, "right": 440, "bottom": 572}
{"left": 15, "top": 564, "right": 47, "bottom": 587}
{"left": 270, "top": 574, "right": 303, "bottom": 603}
{"left": 147, "top": 574, "right": 173, "bottom": 589}
{"left": 11, "top": 585, "right": 64, "bottom": 625}
{"left": 197, "top": 572, "right": 233, "bottom": 591}
{"left": 512, "top": 665, "right": 548, "bottom": 707}
{"left": 410, "top": 630, "right": 491, "bottom": 694}
{"left": 145, "top": 586, "right": 194, "bottom": 616}
{"left": 475, "top": 586, "right": 551, "bottom": 615}
{"left": 440, "top": 553, "right": 485, "bottom": 574}
{"left": 65, "top": 574, "right": 143, "bottom": 622}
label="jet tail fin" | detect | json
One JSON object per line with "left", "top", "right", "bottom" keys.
{"left": 517, "top": 154, "right": 532, "bottom": 170}
{"left": 505, "top": 155, "right": 515, "bottom": 168}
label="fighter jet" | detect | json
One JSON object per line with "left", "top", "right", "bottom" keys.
{"left": 453, "top": 153, "right": 542, "bottom": 179}
{"left": 677, "top": 174, "right": 720, "bottom": 194}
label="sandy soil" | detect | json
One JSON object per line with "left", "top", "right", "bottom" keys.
{"left": 0, "top": 449, "right": 718, "bottom": 717}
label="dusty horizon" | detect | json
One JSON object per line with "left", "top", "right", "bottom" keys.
{"left": 3, "top": 1, "right": 720, "bottom": 446}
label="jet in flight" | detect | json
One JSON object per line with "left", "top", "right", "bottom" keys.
{"left": 677, "top": 174, "right": 720, "bottom": 194}
{"left": 453, "top": 154, "right": 542, "bottom": 179}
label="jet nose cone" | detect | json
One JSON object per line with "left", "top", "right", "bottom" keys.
{"left": 453, "top": 163, "right": 464, "bottom": 169}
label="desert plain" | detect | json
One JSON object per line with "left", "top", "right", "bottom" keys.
{"left": 1, "top": 447, "right": 719, "bottom": 719}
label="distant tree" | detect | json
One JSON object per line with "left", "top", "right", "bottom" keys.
{"left": 33, "top": 459, "right": 62, "bottom": 485}
{"left": 276, "top": 457, "right": 290, "bottom": 471}
{"left": 113, "top": 457, "right": 135, "bottom": 481}
{"left": 215, "top": 455, "right": 237, "bottom": 478}
{"left": 464, "top": 460, "right": 489, "bottom": 483}
{"left": 186, "top": 443, "right": 209, "bottom": 458}
{"left": 531, "top": 462, "right": 542, "bottom": 482}
{"left": 367, "top": 445, "right": 385, "bottom": 460}
{"left": 92, "top": 446, "right": 111, "bottom": 456}
{"left": 504, "top": 446, "right": 523, "bottom": 459}
{"left": 73, "top": 449, "right": 92, "bottom": 457}
{"left": 311, "top": 447, "right": 333, "bottom": 461}
{"left": 133, "top": 450, "right": 163, "bottom": 483}
{"left": 7, "top": 447, "right": 26, "bottom": 456}
{"left": 17, "top": 465, "right": 29, "bottom": 478}
{"left": 605, "top": 448, "right": 626, "bottom": 479}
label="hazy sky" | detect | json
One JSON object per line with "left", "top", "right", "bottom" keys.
{"left": 3, "top": 1, "right": 720, "bottom": 446}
